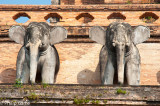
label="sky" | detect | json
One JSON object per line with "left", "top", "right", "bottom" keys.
{"left": 0, "top": 0, "right": 51, "bottom": 23}
{"left": 0, "top": 0, "right": 51, "bottom": 5}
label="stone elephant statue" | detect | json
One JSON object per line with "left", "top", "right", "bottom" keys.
{"left": 9, "top": 22, "right": 67, "bottom": 84}
{"left": 89, "top": 22, "right": 150, "bottom": 85}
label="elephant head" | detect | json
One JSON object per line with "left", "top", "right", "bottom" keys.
{"left": 89, "top": 22, "right": 150, "bottom": 85}
{"left": 9, "top": 22, "right": 67, "bottom": 83}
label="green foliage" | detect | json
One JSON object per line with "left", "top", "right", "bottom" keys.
{"left": 116, "top": 88, "right": 126, "bottom": 94}
{"left": 143, "top": 16, "right": 155, "bottom": 23}
{"left": 127, "top": 0, "right": 132, "bottom": 4}
{"left": 91, "top": 100, "right": 95, "bottom": 104}
{"left": 42, "top": 83, "right": 49, "bottom": 88}
{"left": 84, "top": 99, "right": 90, "bottom": 104}
{"left": 103, "top": 100, "right": 108, "bottom": 104}
{"left": 98, "top": 93, "right": 103, "bottom": 97}
{"left": 11, "top": 100, "right": 17, "bottom": 103}
{"left": 27, "top": 93, "right": 39, "bottom": 100}
{"left": 73, "top": 96, "right": 90, "bottom": 105}
{"left": 104, "top": 90, "right": 108, "bottom": 93}
{"left": 73, "top": 98, "right": 83, "bottom": 105}
{"left": 145, "top": 16, "right": 152, "bottom": 20}
{"left": 95, "top": 100, "right": 100, "bottom": 104}
{"left": 0, "top": 97, "right": 6, "bottom": 101}
{"left": 91, "top": 100, "right": 100, "bottom": 104}
{"left": 14, "top": 79, "right": 23, "bottom": 88}
{"left": 0, "top": 97, "right": 4, "bottom": 101}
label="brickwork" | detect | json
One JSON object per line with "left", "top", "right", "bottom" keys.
{"left": 61, "top": 0, "right": 75, "bottom": 5}
{"left": 0, "top": 42, "right": 160, "bottom": 85}
{"left": 0, "top": 3, "right": 160, "bottom": 85}
{"left": 59, "top": 0, "right": 159, "bottom": 5}
{"left": 0, "top": 5, "right": 160, "bottom": 27}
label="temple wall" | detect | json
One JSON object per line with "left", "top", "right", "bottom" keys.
{"left": 0, "top": 42, "right": 160, "bottom": 85}
{"left": 0, "top": 9, "right": 160, "bottom": 26}
{"left": 0, "top": 4, "right": 160, "bottom": 85}
{"left": 60, "top": 0, "right": 159, "bottom": 5}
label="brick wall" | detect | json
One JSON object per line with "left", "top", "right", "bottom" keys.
{"left": 0, "top": 42, "right": 160, "bottom": 85}
{"left": 61, "top": 0, "right": 75, "bottom": 5}
{"left": 0, "top": 4, "right": 160, "bottom": 85}
{"left": 81, "top": 0, "right": 104, "bottom": 5}
{"left": 0, "top": 5, "right": 160, "bottom": 26}
{"left": 60, "top": 0, "right": 158, "bottom": 5}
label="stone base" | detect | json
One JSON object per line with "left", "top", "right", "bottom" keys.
{"left": 0, "top": 84, "right": 159, "bottom": 105}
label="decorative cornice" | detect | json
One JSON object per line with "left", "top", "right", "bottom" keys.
{"left": 0, "top": 4, "right": 160, "bottom": 11}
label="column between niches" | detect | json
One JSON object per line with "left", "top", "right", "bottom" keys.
{"left": 75, "top": 0, "right": 82, "bottom": 5}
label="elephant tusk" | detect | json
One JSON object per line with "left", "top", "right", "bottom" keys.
{"left": 26, "top": 43, "right": 30, "bottom": 48}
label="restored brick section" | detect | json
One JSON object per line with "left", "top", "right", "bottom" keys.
{"left": 0, "top": 43, "right": 160, "bottom": 85}
{"left": 60, "top": 0, "right": 159, "bottom": 5}
{"left": 61, "top": 0, "right": 75, "bottom": 5}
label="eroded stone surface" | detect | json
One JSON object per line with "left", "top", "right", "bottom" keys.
{"left": 0, "top": 85, "right": 159, "bottom": 105}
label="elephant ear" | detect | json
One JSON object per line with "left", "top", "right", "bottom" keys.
{"left": 132, "top": 25, "right": 150, "bottom": 45}
{"left": 89, "top": 26, "right": 106, "bottom": 45}
{"left": 50, "top": 26, "right": 67, "bottom": 44}
{"left": 9, "top": 25, "right": 25, "bottom": 45}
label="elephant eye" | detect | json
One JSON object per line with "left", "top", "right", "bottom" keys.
{"left": 112, "top": 42, "right": 116, "bottom": 47}
{"left": 44, "top": 33, "right": 49, "bottom": 36}
{"left": 111, "top": 29, "right": 114, "bottom": 32}
{"left": 25, "top": 43, "right": 30, "bottom": 51}
{"left": 40, "top": 43, "right": 45, "bottom": 47}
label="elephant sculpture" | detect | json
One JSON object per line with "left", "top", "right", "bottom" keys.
{"left": 89, "top": 22, "right": 150, "bottom": 85}
{"left": 9, "top": 22, "right": 67, "bottom": 84}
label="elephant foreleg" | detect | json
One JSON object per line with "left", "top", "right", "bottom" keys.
{"left": 20, "top": 61, "right": 30, "bottom": 83}
{"left": 102, "top": 57, "right": 115, "bottom": 85}
{"left": 100, "top": 46, "right": 108, "bottom": 83}
{"left": 126, "top": 61, "right": 140, "bottom": 85}
{"left": 100, "top": 46, "right": 115, "bottom": 85}
{"left": 42, "top": 62, "right": 55, "bottom": 84}
{"left": 16, "top": 47, "right": 25, "bottom": 79}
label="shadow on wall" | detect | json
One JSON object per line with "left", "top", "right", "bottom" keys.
{"left": 0, "top": 68, "right": 16, "bottom": 83}
{"left": 77, "top": 63, "right": 101, "bottom": 84}
{"left": 157, "top": 71, "right": 160, "bottom": 84}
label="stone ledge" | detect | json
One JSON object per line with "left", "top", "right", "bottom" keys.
{"left": 0, "top": 4, "right": 160, "bottom": 11}
{"left": 0, "top": 84, "right": 159, "bottom": 105}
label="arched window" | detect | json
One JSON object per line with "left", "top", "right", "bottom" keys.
{"left": 13, "top": 13, "right": 30, "bottom": 23}
{"left": 76, "top": 13, "right": 94, "bottom": 24}
{"left": 140, "top": 12, "right": 159, "bottom": 23}
{"left": 108, "top": 13, "right": 126, "bottom": 20}
{"left": 44, "top": 13, "right": 62, "bottom": 23}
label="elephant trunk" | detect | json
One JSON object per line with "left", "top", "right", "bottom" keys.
{"left": 29, "top": 41, "right": 41, "bottom": 83}
{"left": 116, "top": 43, "right": 125, "bottom": 85}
